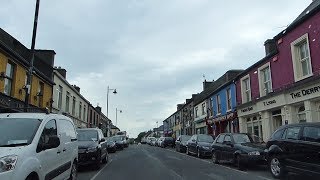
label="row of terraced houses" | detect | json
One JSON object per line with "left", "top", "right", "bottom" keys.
{"left": 163, "top": 0, "right": 320, "bottom": 142}
{"left": 0, "top": 28, "right": 120, "bottom": 137}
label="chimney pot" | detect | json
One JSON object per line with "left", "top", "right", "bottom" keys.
{"left": 264, "top": 39, "right": 277, "bottom": 56}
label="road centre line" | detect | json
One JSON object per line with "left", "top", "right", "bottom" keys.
{"left": 90, "top": 159, "right": 113, "bottom": 180}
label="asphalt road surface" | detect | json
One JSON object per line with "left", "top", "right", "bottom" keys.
{"left": 78, "top": 144, "right": 309, "bottom": 180}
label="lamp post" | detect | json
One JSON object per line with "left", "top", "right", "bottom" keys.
{"left": 115, "top": 108, "right": 122, "bottom": 126}
{"left": 25, "top": 0, "right": 41, "bottom": 110}
{"left": 106, "top": 86, "right": 117, "bottom": 118}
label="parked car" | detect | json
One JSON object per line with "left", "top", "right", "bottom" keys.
{"left": 147, "top": 137, "right": 156, "bottom": 145}
{"left": 186, "top": 134, "right": 214, "bottom": 158}
{"left": 175, "top": 135, "right": 191, "bottom": 153}
{"left": 0, "top": 113, "right": 78, "bottom": 180}
{"left": 116, "top": 135, "right": 129, "bottom": 147}
{"left": 111, "top": 135, "right": 125, "bottom": 150}
{"left": 161, "top": 137, "right": 175, "bottom": 148}
{"left": 151, "top": 138, "right": 157, "bottom": 146}
{"left": 77, "top": 128, "right": 109, "bottom": 169}
{"left": 211, "top": 133, "right": 266, "bottom": 169}
{"left": 157, "top": 137, "right": 164, "bottom": 147}
{"left": 141, "top": 138, "right": 147, "bottom": 144}
{"left": 266, "top": 123, "right": 320, "bottom": 179}
{"left": 106, "top": 137, "right": 117, "bottom": 153}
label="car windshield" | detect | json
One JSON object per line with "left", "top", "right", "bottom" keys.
{"left": 77, "top": 130, "right": 98, "bottom": 141}
{"left": 198, "top": 135, "right": 214, "bottom": 143}
{"left": 181, "top": 135, "right": 191, "bottom": 142}
{"left": 0, "top": 118, "right": 41, "bottom": 147}
{"left": 232, "top": 134, "right": 254, "bottom": 144}
{"left": 112, "top": 136, "right": 123, "bottom": 141}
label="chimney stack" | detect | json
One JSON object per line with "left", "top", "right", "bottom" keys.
{"left": 264, "top": 39, "right": 277, "bottom": 56}
{"left": 55, "top": 67, "right": 67, "bottom": 79}
{"left": 73, "top": 85, "right": 80, "bottom": 93}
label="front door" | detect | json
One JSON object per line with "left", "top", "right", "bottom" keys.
{"left": 36, "top": 119, "right": 63, "bottom": 180}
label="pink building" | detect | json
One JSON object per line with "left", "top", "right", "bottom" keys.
{"left": 235, "top": 1, "right": 320, "bottom": 141}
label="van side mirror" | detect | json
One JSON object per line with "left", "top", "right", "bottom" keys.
{"left": 100, "top": 138, "right": 106, "bottom": 143}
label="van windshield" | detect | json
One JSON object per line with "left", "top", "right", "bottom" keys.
{"left": 0, "top": 118, "right": 42, "bottom": 147}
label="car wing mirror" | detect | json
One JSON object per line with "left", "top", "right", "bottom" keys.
{"left": 100, "top": 138, "right": 106, "bottom": 143}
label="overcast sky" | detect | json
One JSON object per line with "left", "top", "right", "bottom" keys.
{"left": 1, "top": 0, "right": 312, "bottom": 138}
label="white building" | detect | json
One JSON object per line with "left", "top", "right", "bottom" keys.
{"left": 52, "top": 67, "right": 89, "bottom": 128}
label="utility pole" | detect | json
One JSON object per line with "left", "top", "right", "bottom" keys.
{"left": 25, "top": 0, "right": 41, "bottom": 110}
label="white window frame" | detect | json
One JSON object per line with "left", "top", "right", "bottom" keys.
{"left": 4, "top": 61, "right": 14, "bottom": 96}
{"left": 216, "top": 95, "right": 221, "bottom": 114}
{"left": 291, "top": 33, "right": 313, "bottom": 82}
{"left": 195, "top": 107, "right": 198, "bottom": 118}
{"left": 57, "top": 85, "right": 63, "bottom": 109}
{"left": 201, "top": 103, "right": 205, "bottom": 115}
{"left": 66, "top": 91, "right": 70, "bottom": 113}
{"left": 226, "top": 88, "right": 232, "bottom": 111}
{"left": 258, "top": 62, "right": 273, "bottom": 97}
{"left": 240, "top": 74, "right": 251, "bottom": 103}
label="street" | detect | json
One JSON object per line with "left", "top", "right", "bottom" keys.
{"left": 79, "top": 144, "right": 277, "bottom": 180}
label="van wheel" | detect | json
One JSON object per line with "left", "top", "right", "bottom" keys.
{"left": 269, "top": 156, "right": 285, "bottom": 179}
{"left": 69, "top": 162, "right": 77, "bottom": 180}
{"left": 26, "top": 173, "right": 38, "bottom": 180}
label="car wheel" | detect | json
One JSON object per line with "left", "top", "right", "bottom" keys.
{"left": 25, "top": 173, "right": 38, "bottom": 180}
{"left": 102, "top": 152, "right": 109, "bottom": 164}
{"left": 197, "top": 148, "right": 202, "bottom": 158}
{"left": 269, "top": 156, "right": 285, "bottom": 179}
{"left": 69, "top": 162, "right": 77, "bottom": 180}
{"left": 212, "top": 151, "right": 219, "bottom": 164}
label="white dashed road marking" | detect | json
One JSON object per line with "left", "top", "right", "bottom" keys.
{"left": 90, "top": 159, "right": 113, "bottom": 180}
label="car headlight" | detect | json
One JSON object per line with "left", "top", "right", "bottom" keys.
{"left": 87, "top": 147, "right": 97, "bottom": 153}
{"left": 248, "top": 151, "right": 260, "bottom": 156}
{"left": 0, "top": 155, "right": 18, "bottom": 173}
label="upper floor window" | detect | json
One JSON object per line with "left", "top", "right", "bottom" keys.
{"left": 72, "top": 96, "right": 76, "bottom": 115}
{"left": 241, "top": 75, "right": 251, "bottom": 103}
{"left": 195, "top": 107, "right": 198, "bottom": 118}
{"left": 37, "top": 81, "right": 44, "bottom": 107}
{"left": 3, "top": 61, "right": 14, "bottom": 96}
{"left": 226, "top": 88, "right": 231, "bottom": 110}
{"left": 201, "top": 103, "right": 205, "bottom": 115}
{"left": 258, "top": 62, "right": 272, "bottom": 97}
{"left": 57, "top": 85, "right": 63, "bottom": 109}
{"left": 216, "top": 95, "right": 221, "bottom": 114}
{"left": 66, "top": 92, "right": 70, "bottom": 113}
{"left": 79, "top": 102, "right": 82, "bottom": 119}
{"left": 291, "top": 33, "right": 313, "bottom": 82}
{"left": 83, "top": 105, "right": 86, "bottom": 121}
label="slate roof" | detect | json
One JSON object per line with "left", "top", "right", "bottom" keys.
{"left": 111, "top": 124, "right": 120, "bottom": 130}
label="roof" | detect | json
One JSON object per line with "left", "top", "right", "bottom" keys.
{"left": 111, "top": 124, "right": 120, "bottom": 130}
{"left": 275, "top": 0, "right": 320, "bottom": 40}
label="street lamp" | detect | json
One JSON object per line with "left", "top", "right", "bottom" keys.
{"left": 115, "top": 108, "right": 122, "bottom": 126}
{"left": 106, "top": 86, "right": 117, "bottom": 118}
{"left": 156, "top": 121, "right": 159, "bottom": 137}
{"left": 25, "top": 0, "right": 41, "bottom": 110}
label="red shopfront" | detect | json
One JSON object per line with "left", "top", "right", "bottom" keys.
{"left": 206, "top": 112, "right": 239, "bottom": 136}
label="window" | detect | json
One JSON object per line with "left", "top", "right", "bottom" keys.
{"left": 57, "top": 85, "right": 63, "bottom": 109}
{"left": 246, "top": 116, "right": 263, "bottom": 140}
{"left": 72, "top": 96, "right": 76, "bottom": 115}
{"left": 282, "top": 127, "right": 301, "bottom": 140}
{"left": 216, "top": 134, "right": 225, "bottom": 143}
{"left": 216, "top": 95, "right": 221, "bottom": 114}
{"left": 291, "top": 33, "right": 313, "bottom": 81}
{"left": 302, "top": 127, "right": 320, "bottom": 142}
{"left": 201, "top": 103, "right": 205, "bottom": 115}
{"left": 195, "top": 107, "right": 198, "bottom": 118}
{"left": 38, "top": 120, "right": 57, "bottom": 149}
{"left": 65, "top": 92, "right": 70, "bottom": 113}
{"left": 272, "top": 129, "right": 285, "bottom": 140}
{"left": 60, "top": 120, "right": 77, "bottom": 140}
{"left": 83, "top": 105, "right": 86, "bottom": 121}
{"left": 224, "top": 135, "right": 231, "bottom": 142}
{"left": 38, "top": 81, "right": 44, "bottom": 107}
{"left": 297, "top": 106, "right": 306, "bottom": 123}
{"left": 241, "top": 75, "right": 251, "bottom": 103}
{"left": 226, "top": 88, "right": 231, "bottom": 110}
{"left": 79, "top": 102, "right": 82, "bottom": 119}
{"left": 208, "top": 98, "right": 213, "bottom": 117}
{"left": 4, "top": 62, "right": 14, "bottom": 96}
{"left": 258, "top": 62, "right": 272, "bottom": 96}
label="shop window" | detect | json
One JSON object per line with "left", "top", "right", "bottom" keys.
{"left": 297, "top": 106, "right": 306, "bottom": 123}
{"left": 291, "top": 33, "right": 313, "bottom": 82}
{"left": 246, "top": 116, "right": 263, "bottom": 139}
{"left": 3, "top": 61, "right": 15, "bottom": 96}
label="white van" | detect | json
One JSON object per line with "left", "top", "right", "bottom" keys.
{"left": 0, "top": 113, "right": 78, "bottom": 180}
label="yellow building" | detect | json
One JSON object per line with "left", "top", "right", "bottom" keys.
{"left": 0, "top": 28, "right": 55, "bottom": 112}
